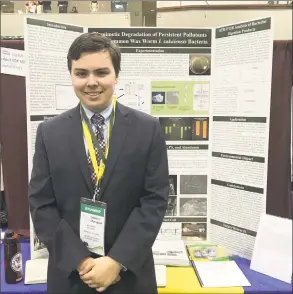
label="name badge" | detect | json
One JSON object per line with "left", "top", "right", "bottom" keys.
{"left": 80, "top": 197, "right": 106, "bottom": 256}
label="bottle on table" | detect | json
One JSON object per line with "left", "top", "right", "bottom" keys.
{"left": 4, "top": 229, "right": 23, "bottom": 284}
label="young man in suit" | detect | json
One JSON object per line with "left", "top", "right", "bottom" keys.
{"left": 28, "top": 33, "right": 169, "bottom": 293}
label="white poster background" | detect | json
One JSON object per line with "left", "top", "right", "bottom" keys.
{"left": 209, "top": 17, "right": 273, "bottom": 259}
{"left": 24, "top": 17, "right": 85, "bottom": 259}
{"left": 24, "top": 17, "right": 273, "bottom": 261}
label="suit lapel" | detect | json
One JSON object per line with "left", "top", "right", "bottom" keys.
{"left": 99, "top": 102, "right": 131, "bottom": 198}
{"left": 68, "top": 105, "right": 94, "bottom": 197}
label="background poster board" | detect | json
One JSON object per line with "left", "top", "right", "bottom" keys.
{"left": 87, "top": 26, "right": 212, "bottom": 245}
{"left": 209, "top": 18, "right": 274, "bottom": 258}
{"left": 24, "top": 17, "right": 273, "bottom": 260}
{"left": 24, "top": 18, "right": 84, "bottom": 259}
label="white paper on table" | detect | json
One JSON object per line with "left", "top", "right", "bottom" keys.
{"left": 250, "top": 213, "right": 292, "bottom": 284}
{"left": 24, "top": 258, "right": 48, "bottom": 284}
{"left": 0, "top": 231, "right": 5, "bottom": 243}
{"left": 193, "top": 260, "right": 251, "bottom": 288}
{"left": 152, "top": 240, "right": 190, "bottom": 266}
{"left": 155, "top": 265, "right": 167, "bottom": 287}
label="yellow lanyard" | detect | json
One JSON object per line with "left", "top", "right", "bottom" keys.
{"left": 82, "top": 98, "right": 117, "bottom": 186}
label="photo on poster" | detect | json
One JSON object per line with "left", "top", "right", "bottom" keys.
{"left": 159, "top": 117, "right": 209, "bottom": 141}
{"left": 151, "top": 81, "right": 210, "bottom": 115}
{"left": 152, "top": 92, "right": 165, "bottom": 104}
{"left": 169, "top": 175, "right": 177, "bottom": 195}
{"left": 179, "top": 197, "right": 207, "bottom": 217}
{"left": 165, "top": 196, "right": 177, "bottom": 217}
{"left": 180, "top": 175, "right": 208, "bottom": 194}
{"left": 166, "top": 91, "right": 179, "bottom": 105}
{"left": 189, "top": 54, "right": 211, "bottom": 76}
{"left": 182, "top": 222, "right": 207, "bottom": 241}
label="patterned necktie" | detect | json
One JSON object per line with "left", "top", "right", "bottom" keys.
{"left": 87, "top": 113, "right": 106, "bottom": 194}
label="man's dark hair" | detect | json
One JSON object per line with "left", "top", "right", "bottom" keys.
{"left": 67, "top": 32, "right": 121, "bottom": 76}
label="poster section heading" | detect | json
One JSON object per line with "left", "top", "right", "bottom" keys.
{"left": 88, "top": 27, "right": 212, "bottom": 48}
{"left": 211, "top": 179, "right": 264, "bottom": 194}
{"left": 216, "top": 17, "right": 271, "bottom": 39}
{"left": 213, "top": 116, "right": 267, "bottom": 123}
{"left": 211, "top": 219, "right": 257, "bottom": 237}
{"left": 26, "top": 17, "right": 83, "bottom": 33}
{"left": 212, "top": 152, "right": 265, "bottom": 163}
{"left": 30, "top": 115, "right": 56, "bottom": 121}
{"left": 168, "top": 145, "right": 208, "bottom": 151}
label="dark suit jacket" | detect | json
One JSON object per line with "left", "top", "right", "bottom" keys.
{"left": 28, "top": 102, "right": 169, "bottom": 294}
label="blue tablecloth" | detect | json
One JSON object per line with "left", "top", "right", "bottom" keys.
{"left": 236, "top": 256, "right": 292, "bottom": 294}
{"left": 1, "top": 241, "right": 292, "bottom": 294}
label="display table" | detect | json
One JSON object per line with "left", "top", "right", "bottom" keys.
{"left": 1, "top": 242, "right": 292, "bottom": 294}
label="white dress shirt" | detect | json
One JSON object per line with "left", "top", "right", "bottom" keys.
{"left": 81, "top": 101, "right": 114, "bottom": 146}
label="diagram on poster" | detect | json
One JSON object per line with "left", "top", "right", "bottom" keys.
{"left": 114, "top": 79, "right": 150, "bottom": 113}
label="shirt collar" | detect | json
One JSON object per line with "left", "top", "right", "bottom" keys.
{"left": 81, "top": 100, "right": 114, "bottom": 123}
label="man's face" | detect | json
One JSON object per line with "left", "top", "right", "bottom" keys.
{"left": 71, "top": 50, "right": 117, "bottom": 112}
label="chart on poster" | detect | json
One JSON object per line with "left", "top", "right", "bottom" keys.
{"left": 24, "top": 16, "right": 273, "bottom": 260}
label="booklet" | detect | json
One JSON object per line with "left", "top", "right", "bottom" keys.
{"left": 24, "top": 258, "right": 48, "bottom": 284}
{"left": 192, "top": 260, "right": 251, "bottom": 288}
{"left": 155, "top": 265, "right": 167, "bottom": 287}
{"left": 152, "top": 240, "right": 190, "bottom": 266}
{"left": 186, "top": 244, "right": 230, "bottom": 261}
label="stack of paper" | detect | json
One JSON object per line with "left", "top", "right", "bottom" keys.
{"left": 155, "top": 265, "right": 167, "bottom": 287}
{"left": 25, "top": 258, "right": 48, "bottom": 284}
{"left": 0, "top": 231, "right": 5, "bottom": 243}
{"left": 192, "top": 260, "right": 251, "bottom": 288}
{"left": 152, "top": 240, "right": 190, "bottom": 266}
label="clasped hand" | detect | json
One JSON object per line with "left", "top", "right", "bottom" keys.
{"left": 78, "top": 256, "right": 122, "bottom": 292}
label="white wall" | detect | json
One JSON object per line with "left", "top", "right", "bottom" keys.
{"left": 13, "top": 1, "right": 112, "bottom": 13}
{"left": 1, "top": 13, "right": 131, "bottom": 37}
{"left": 157, "top": 9, "right": 292, "bottom": 40}
{"left": 157, "top": 1, "right": 291, "bottom": 7}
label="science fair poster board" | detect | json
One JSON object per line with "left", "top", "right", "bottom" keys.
{"left": 24, "top": 17, "right": 273, "bottom": 260}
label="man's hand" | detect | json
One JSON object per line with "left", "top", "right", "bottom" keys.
{"left": 77, "top": 257, "right": 95, "bottom": 275}
{"left": 79, "top": 256, "right": 122, "bottom": 292}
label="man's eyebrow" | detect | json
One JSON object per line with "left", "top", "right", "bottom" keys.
{"left": 74, "top": 67, "right": 110, "bottom": 71}
{"left": 74, "top": 68, "right": 87, "bottom": 71}
{"left": 95, "top": 67, "right": 110, "bottom": 71}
